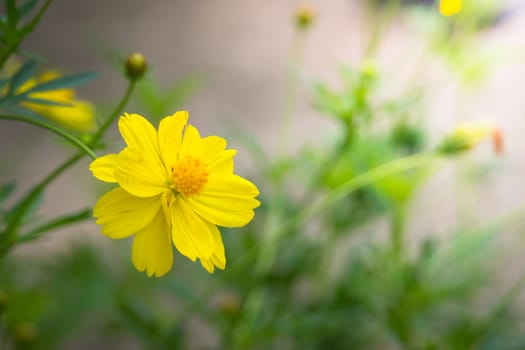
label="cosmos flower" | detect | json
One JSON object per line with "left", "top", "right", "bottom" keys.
{"left": 90, "top": 111, "right": 260, "bottom": 277}
{"left": 439, "top": 0, "right": 462, "bottom": 17}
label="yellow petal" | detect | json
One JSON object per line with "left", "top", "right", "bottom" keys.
{"left": 199, "top": 221, "right": 226, "bottom": 273}
{"left": 89, "top": 154, "right": 118, "bottom": 183}
{"left": 93, "top": 187, "right": 161, "bottom": 239}
{"left": 170, "top": 195, "right": 215, "bottom": 261}
{"left": 179, "top": 124, "right": 202, "bottom": 158}
{"left": 118, "top": 113, "right": 162, "bottom": 166}
{"left": 188, "top": 174, "right": 260, "bottom": 227}
{"left": 196, "top": 135, "right": 235, "bottom": 174}
{"left": 207, "top": 149, "right": 236, "bottom": 174}
{"left": 158, "top": 111, "right": 188, "bottom": 169}
{"left": 440, "top": 0, "right": 462, "bottom": 16}
{"left": 132, "top": 211, "right": 173, "bottom": 277}
{"left": 115, "top": 147, "right": 167, "bottom": 198}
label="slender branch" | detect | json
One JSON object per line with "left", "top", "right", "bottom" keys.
{"left": 0, "top": 114, "right": 96, "bottom": 159}
{"left": 18, "top": 208, "right": 92, "bottom": 242}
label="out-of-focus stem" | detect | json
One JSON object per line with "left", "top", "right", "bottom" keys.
{"left": 0, "top": 114, "right": 97, "bottom": 159}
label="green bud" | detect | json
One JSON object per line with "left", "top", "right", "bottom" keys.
{"left": 295, "top": 4, "right": 315, "bottom": 30}
{"left": 125, "top": 52, "right": 147, "bottom": 81}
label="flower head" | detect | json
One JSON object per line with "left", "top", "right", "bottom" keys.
{"left": 439, "top": 0, "right": 462, "bottom": 17}
{"left": 20, "top": 70, "right": 96, "bottom": 132}
{"left": 90, "top": 111, "right": 260, "bottom": 277}
{"left": 438, "top": 122, "right": 502, "bottom": 155}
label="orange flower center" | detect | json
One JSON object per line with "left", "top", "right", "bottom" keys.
{"left": 170, "top": 156, "right": 208, "bottom": 196}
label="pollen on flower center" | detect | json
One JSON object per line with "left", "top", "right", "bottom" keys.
{"left": 170, "top": 156, "right": 208, "bottom": 196}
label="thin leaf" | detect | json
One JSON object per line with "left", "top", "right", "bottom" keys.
{"left": 0, "top": 102, "right": 46, "bottom": 120}
{"left": 25, "top": 71, "right": 99, "bottom": 93}
{"left": 18, "top": 0, "right": 38, "bottom": 18}
{"left": 0, "top": 182, "right": 16, "bottom": 203}
{"left": 8, "top": 59, "right": 38, "bottom": 95}
{"left": 19, "top": 208, "right": 92, "bottom": 242}
{"left": 21, "top": 97, "right": 73, "bottom": 107}
{"left": 6, "top": 0, "right": 19, "bottom": 32}
{"left": 0, "top": 78, "right": 9, "bottom": 93}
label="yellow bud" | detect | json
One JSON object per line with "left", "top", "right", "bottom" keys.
{"left": 125, "top": 52, "right": 147, "bottom": 81}
{"left": 295, "top": 4, "right": 315, "bottom": 30}
{"left": 438, "top": 123, "right": 498, "bottom": 155}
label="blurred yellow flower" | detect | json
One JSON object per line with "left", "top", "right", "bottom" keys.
{"left": 439, "top": 0, "right": 462, "bottom": 16}
{"left": 90, "top": 111, "right": 260, "bottom": 277}
{"left": 19, "top": 71, "right": 96, "bottom": 132}
{"left": 438, "top": 122, "right": 503, "bottom": 155}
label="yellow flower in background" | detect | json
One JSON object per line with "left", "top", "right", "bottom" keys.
{"left": 438, "top": 122, "right": 503, "bottom": 155}
{"left": 90, "top": 111, "right": 260, "bottom": 277}
{"left": 439, "top": 0, "right": 462, "bottom": 16}
{"left": 19, "top": 71, "right": 96, "bottom": 132}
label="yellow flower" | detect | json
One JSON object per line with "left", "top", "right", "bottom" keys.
{"left": 439, "top": 0, "right": 462, "bottom": 16}
{"left": 20, "top": 71, "right": 96, "bottom": 132}
{"left": 89, "top": 111, "right": 260, "bottom": 277}
{"left": 438, "top": 122, "right": 502, "bottom": 155}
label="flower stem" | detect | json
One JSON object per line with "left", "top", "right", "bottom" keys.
{"left": 0, "top": 114, "right": 97, "bottom": 159}
{"left": 0, "top": 81, "right": 136, "bottom": 253}
{"left": 391, "top": 203, "right": 406, "bottom": 255}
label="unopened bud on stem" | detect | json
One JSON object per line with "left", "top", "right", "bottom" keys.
{"left": 125, "top": 52, "right": 147, "bottom": 81}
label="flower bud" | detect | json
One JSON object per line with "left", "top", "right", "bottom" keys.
{"left": 214, "top": 291, "right": 241, "bottom": 316}
{"left": 125, "top": 52, "right": 147, "bottom": 81}
{"left": 295, "top": 4, "right": 315, "bottom": 30}
{"left": 438, "top": 123, "right": 500, "bottom": 155}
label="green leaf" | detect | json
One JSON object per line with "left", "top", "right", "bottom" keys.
{"left": 6, "top": 0, "right": 19, "bottom": 32}
{"left": 0, "top": 182, "right": 16, "bottom": 203}
{"left": 19, "top": 208, "right": 92, "bottom": 242}
{"left": 8, "top": 59, "right": 38, "bottom": 95}
{"left": 0, "top": 102, "right": 46, "bottom": 120}
{"left": 21, "top": 97, "right": 73, "bottom": 107}
{"left": 25, "top": 71, "right": 99, "bottom": 93}
{"left": 18, "top": 0, "right": 38, "bottom": 18}
{"left": 0, "top": 78, "right": 9, "bottom": 92}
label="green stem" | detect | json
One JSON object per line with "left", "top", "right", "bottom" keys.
{"left": 364, "top": 0, "right": 402, "bottom": 58}
{"left": 391, "top": 203, "right": 406, "bottom": 255}
{"left": 0, "top": 0, "right": 53, "bottom": 70}
{"left": 0, "top": 114, "right": 96, "bottom": 159}
{"left": 18, "top": 208, "right": 92, "bottom": 242}
{"left": 0, "top": 81, "right": 135, "bottom": 252}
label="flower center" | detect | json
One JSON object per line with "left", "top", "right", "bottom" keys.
{"left": 169, "top": 156, "right": 208, "bottom": 196}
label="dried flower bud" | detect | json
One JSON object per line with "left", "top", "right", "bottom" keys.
{"left": 125, "top": 52, "right": 147, "bottom": 81}
{"left": 214, "top": 291, "right": 241, "bottom": 316}
{"left": 295, "top": 4, "right": 315, "bottom": 30}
